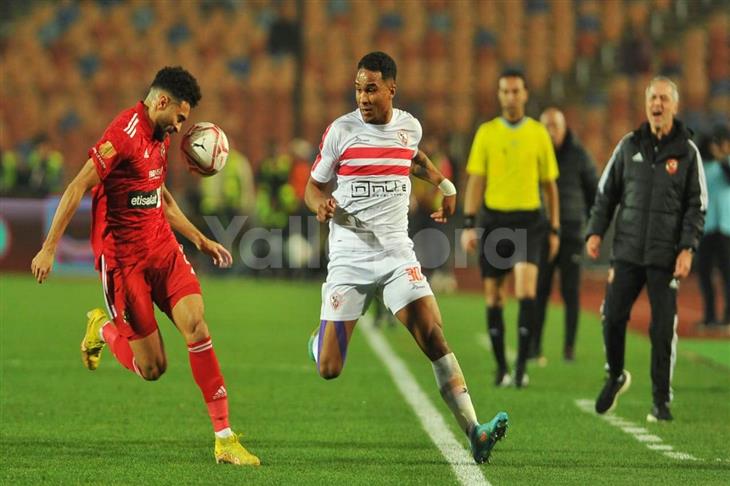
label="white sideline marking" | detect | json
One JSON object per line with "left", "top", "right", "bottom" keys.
{"left": 360, "top": 317, "right": 490, "bottom": 486}
{"left": 574, "top": 399, "right": 699, "bottom": 461}
{"left": 476, "top": 333, "right": 516, "bottom": 363}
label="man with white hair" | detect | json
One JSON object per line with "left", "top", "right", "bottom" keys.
{"left": 586, "top": 76, "right": 707, "bottom": 421}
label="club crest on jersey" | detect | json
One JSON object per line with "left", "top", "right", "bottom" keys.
{"left": 665, "top": 158, "right": 678, "bottom": 175}
{"left": 397, "top": 130, "right": 408, "bottom": 146}
{"left": 159, "top": 144, "right": 166, "bottom": 158}
{"left": 330, "top": 292, "right": 343, "bottom": 310}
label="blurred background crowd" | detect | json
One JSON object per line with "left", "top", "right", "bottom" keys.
{"left": 0, "top": 0, "right": 727, "bottom": 280}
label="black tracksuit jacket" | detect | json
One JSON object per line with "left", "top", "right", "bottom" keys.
{"left": 555, "top": 131, "right": 598, "bottom": 234}
{"left": 587, "top": 119, "right": 707, "bottom": 270}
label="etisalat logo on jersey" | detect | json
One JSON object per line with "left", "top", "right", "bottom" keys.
{"left": 127, "top": 188, "right": 161, "bottom": 209}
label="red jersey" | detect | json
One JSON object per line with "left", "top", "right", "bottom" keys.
{"left": 89, "top": 102, "right": 177, "bottom": 269}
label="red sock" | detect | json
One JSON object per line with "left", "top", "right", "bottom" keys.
{"left": 188, "top": 338, "right": 230, "bottom": 432}
{"left": 102, "top": 322, "right": 141, "bottom": 376}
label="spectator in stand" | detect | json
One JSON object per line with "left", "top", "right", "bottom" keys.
{"left": 697, "top": 124, "right": 730, "bottom": 328}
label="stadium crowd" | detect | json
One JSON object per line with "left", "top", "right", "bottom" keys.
{"left": 1, "top": 0, "right": 727, "bottom": 282}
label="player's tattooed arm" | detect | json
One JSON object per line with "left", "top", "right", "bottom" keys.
{"left": 410, "top": 150, "right": 444, "bottom": 186}
{"left": 411, "top": 150, "right": 456, "bottom": 223}
{"left": 31, "top": 159, "right": 101, "bottom": 283}
{"left": 161, "top": 185, "right": 232, "bottom": 268}
{"left": 305, "top": 177, "right": 337, "bottom": 223}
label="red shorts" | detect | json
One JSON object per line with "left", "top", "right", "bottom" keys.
{"left": 100, "top": 245, "right": 202, "bottom": 340}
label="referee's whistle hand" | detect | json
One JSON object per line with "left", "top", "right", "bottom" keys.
{"left": 586, "top": 235, "right": 602, "bottom": 260}
{"left": 460, "top": 228, "right": 478, "bottom": 253}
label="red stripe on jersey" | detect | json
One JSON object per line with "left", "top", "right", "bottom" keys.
{"left": 338, "top": 147, "right": 415, "bottom": 162}
{"left": 311, "top": 123, "right": 333, "bottom": 172}
{"left": 337, "top": 165, "right": 411, "bottom": 176}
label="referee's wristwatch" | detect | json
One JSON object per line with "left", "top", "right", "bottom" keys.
{"left": 549, "top": 226, "right": 561, "bottom": 237}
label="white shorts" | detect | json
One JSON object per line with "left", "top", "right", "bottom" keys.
{"left": 320, "top": 246, "right": 434, "bottom": 321}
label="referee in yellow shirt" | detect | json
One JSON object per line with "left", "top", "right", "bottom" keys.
{"left": 461, "top": 69, "right": 560, "bottom": 388}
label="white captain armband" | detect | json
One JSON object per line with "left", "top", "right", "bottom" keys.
{"left": 438, "top": 179, "right": 457, "bottom": 196}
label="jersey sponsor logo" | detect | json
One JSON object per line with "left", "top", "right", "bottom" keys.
{"left": 127, "top": 188, "right": 161, "bottom": 209}
{"left": 665, "top": 158, "right": 678, "bottom": 175}
{"left": 397, "top": 129, "right": 409, "bottom": 146}
{"left": 148, "top": 167, "right": 163, "bottom": 179}
{"left": 350, "top": 180, "right": 408, "bottom": 198}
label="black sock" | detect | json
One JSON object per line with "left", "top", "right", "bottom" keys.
{"left": 517, "top": 298, "right": 536, "bottom": 368}
{"left": 487, "top": 306, "right": 507, "bottom": 370}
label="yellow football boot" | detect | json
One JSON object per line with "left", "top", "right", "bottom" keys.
{"left": 81, "top": 308, "right": 108, "bottom": 371}
{"left": 214, "top": 433, "right": 261, "bottom": 466}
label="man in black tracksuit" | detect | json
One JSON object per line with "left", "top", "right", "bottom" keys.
{"left": 586, "top": 76, "right": 707, "bottom": 422}
{"left": 531, "top": 108, "right": 598, "bottom": 362}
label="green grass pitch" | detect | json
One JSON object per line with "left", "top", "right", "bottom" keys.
{"left": 1, "top": 274, "right": 728, "bottom": 485}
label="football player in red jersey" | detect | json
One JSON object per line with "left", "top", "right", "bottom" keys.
{"left": 30, "top": 66, "right": 259, "bottom": 466}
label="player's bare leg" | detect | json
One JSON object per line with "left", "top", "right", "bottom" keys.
{"left": 309, "top": 320, "right": 357, "bottom": 379}
{"left": 396, "top": 295, "right": 508, "bottom": 464}
{"left": 128, "top": 331, "right": 167, "bottom": 380}
{"left": 171, "top": 294, "right": 259, "bottom": 466}
{"left": 483, "top": 276, "right": 511, "bottom": 386}
{"left": 513, "top": 262, "right": 539, "bottom": 387}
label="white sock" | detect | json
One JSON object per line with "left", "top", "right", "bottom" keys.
{"left": 432, "top": 353, "right": 479, "bottom": 437}
{"left": 215, "top": 427, "right": 233, "bottom": 439}
{"left": 98, "top": 321, "right": 109, "bottom": 343}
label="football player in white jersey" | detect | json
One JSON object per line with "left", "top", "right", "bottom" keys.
{"left": 304, "top": 51, "right": 508, "bottom": 465}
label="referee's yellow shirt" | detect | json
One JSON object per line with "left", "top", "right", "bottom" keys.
{"left": 466, "top": 117, "right": 559, "bottom": 211}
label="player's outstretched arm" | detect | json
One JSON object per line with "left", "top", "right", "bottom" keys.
{"left": 305, "top": 177, "right": 336, "bottom": 223}
{"left": 410, "top": 150, "right": 456, "bottom": 223}
{"left": 460, "top": 174, "right": 485, "bottom": 253}
{"left": 31, "top": 159, "right": 101, "bottom": 283}
{"left": 161, "top": 185, "right": 232, "bottom": 268}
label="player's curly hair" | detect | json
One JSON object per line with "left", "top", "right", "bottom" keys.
{"left": 151, "top": 66, "right": 202, "bottom": 107}
{"left": 357, "top": 52, "right": 397, "bottom": 81}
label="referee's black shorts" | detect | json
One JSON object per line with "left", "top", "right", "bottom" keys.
{"left": 478, "top": 208, "right": 546, "bottom": 278}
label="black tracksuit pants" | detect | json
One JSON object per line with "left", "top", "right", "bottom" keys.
{"left": 532, "top": 224, "right": 583, "bottom": 356}
{"left": 602, "top": 260, "right": 678, "bottom": 405}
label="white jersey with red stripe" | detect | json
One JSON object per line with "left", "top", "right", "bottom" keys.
{"left": 311, "top": 108, "right": 421, "bottom": 251}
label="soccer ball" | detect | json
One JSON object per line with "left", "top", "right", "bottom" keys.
{"left": 181, "top": 122, "right": 229, "bottom": 176}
